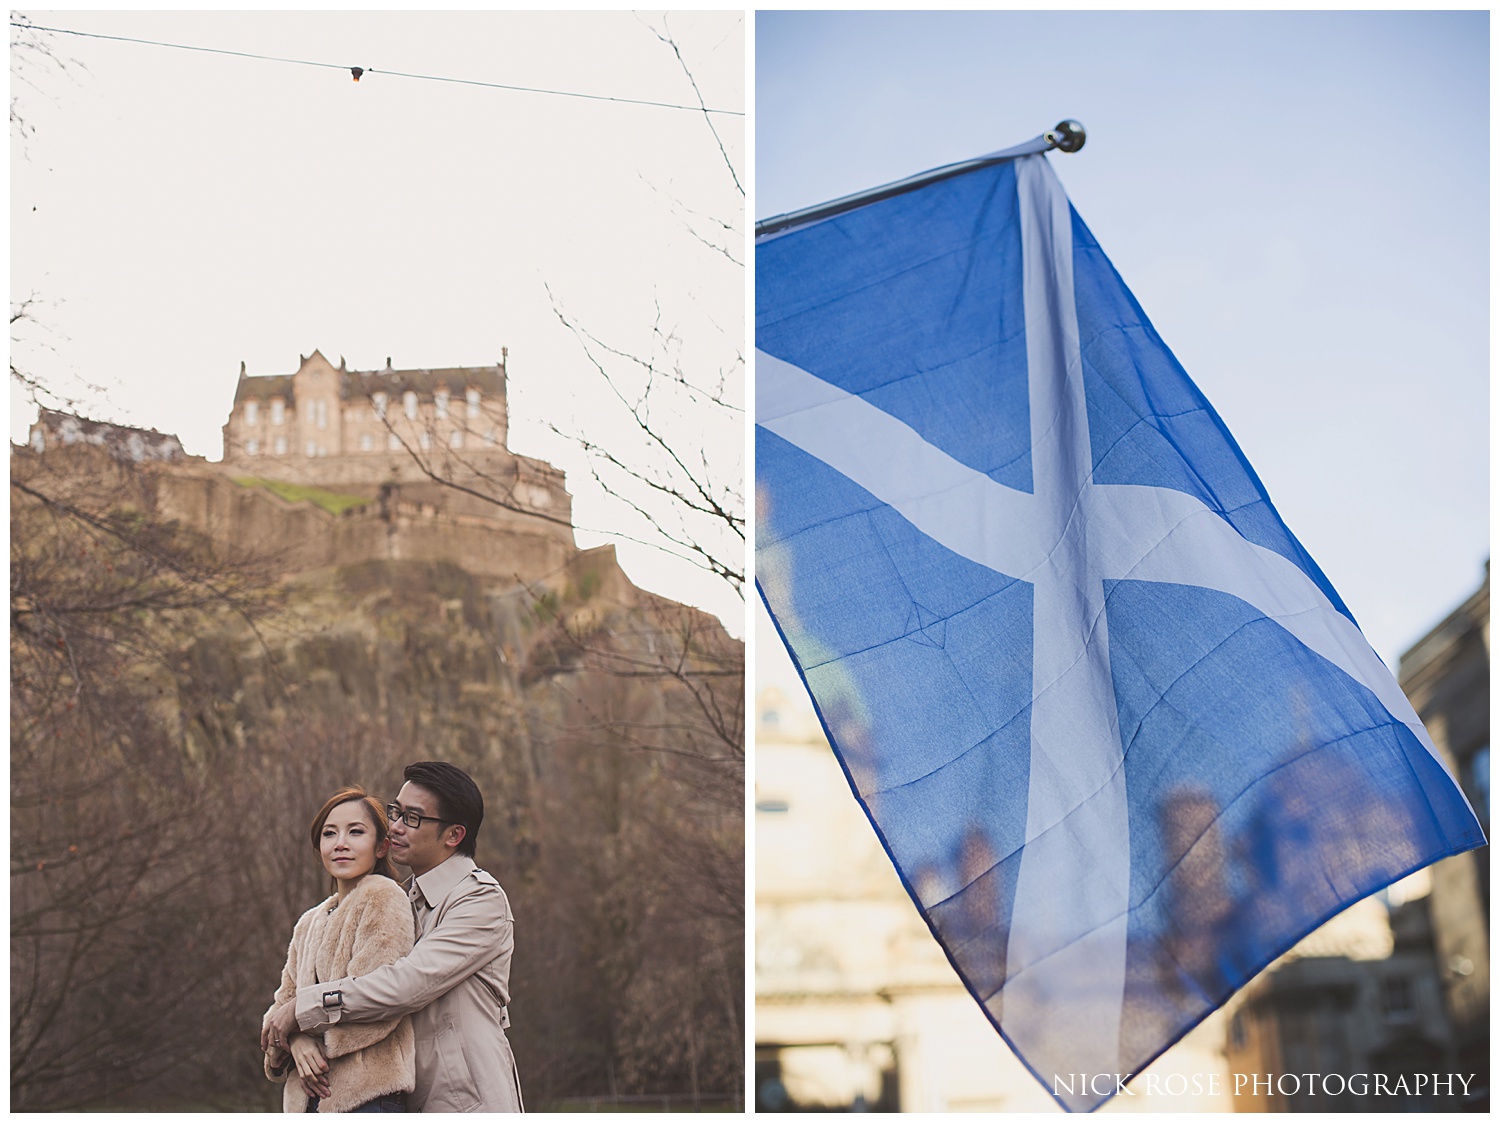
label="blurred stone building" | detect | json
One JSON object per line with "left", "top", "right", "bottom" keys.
{"left": 753, "top": 688, "right": 1229, "bottom": 1113}
{"left": 28, "top": 408, "right": 184, "bottom": 461}
{"left": 1397, "top": 565, "right": 1488, "bottom": 1101}
{"left": 222, "top": 349, "right": 508, "bottom": 463}
{"left": 1223, "top": 894, "right": 1462, "bottom": 1110}
{"left": 1223, "top": 565, "right": 1489, "bottom": 1111}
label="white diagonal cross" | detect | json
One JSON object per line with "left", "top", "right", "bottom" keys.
{"left": 756, "top": 153, "right": 1438, "bottom": 1094}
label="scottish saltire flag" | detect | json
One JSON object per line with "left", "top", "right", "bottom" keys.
{"left": 755, "top": 151, "right": 1485, "bottom": 1112}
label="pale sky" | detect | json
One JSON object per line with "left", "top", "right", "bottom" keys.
{"left": 755, "top": 9, "right": 1488, "bottom": 699}
{"left": 11, "top": 11, "right": 745, "bottom": 634}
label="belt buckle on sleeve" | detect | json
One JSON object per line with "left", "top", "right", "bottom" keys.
{"left": 321, "top": 990, "right": 342, "bottom": 1009}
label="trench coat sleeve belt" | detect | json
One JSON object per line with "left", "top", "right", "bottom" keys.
{"left": 294, "top": 884, "right": 512, "bottom": 1032}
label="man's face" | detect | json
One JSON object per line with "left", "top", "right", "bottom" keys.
{"left": 387, "top": 781, "right": 460, "bottom": 877}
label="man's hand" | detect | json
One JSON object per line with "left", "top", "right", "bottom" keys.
{"left": 261, "top": 1001, "right": 300, "bottom": 1053}
{"left": 290, "top": 1033, "right": 331, "bottom": 1100}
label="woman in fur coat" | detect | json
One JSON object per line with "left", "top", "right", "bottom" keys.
{"left": 263, "top": 787, "right": 417, "bottom": 1112}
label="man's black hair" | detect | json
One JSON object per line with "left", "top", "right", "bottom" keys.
{"left": 404, "top": 761, "right": 483, "bottom": 859}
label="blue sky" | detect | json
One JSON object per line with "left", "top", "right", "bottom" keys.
{"left": 755, "top": 9, "right": 1488, "bottom": 692}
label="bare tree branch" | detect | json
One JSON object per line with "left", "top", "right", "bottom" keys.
{"left": 643, "top": 13, "right": 744, "bottom": 199}
{"left": 544, "top": 290, "right": 744, "bottom": 597}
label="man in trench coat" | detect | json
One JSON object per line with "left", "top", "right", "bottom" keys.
{"left": 265, "top": 761, "right": 524, "bottom": 1112}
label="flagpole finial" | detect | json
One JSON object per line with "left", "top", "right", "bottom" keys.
{"left": 756, "top": 122, "right": 1087, "bottom": 239}
{"left": 1047, "top": 120, "right": 1086, "bottom": 153}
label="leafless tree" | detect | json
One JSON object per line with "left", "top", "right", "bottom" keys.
{"left": 11, "top": 441, "right": 280, "bottom": 1108}
{"left": 543, "top": 15, "right": 744, "bottom": 597}
{"left": 374, "top": 17, "right": 744, "bottom": 600}
{"left": 507, "top": 610, "right": 742, "bottom": 1107}
{"left": 10, "top": 13, "right": 84, "bottom": 154}
{"left": 12, "top": 19, "right": 103, "bottom": 423}
{"left": 361, "top": 23, "right": 746, "bottom": 1106}
{"left": 11, "top": 436, "right": 432, "bottom": 1109}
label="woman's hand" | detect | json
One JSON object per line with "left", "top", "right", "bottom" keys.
{"left": 262, "top": 1001, "right": 300, "bottom": 1052}
{"left": 289, "top": 1033, "right": 331, "bottom": 1100}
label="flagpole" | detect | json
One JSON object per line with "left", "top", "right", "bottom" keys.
{"left": 754, "top": 120, "right": 1085, "bottom": 240}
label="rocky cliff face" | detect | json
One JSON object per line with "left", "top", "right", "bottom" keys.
{"left": 11, "top": 438, "right": 744, "bottom": 1110}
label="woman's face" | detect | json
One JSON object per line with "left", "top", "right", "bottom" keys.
{"left": 319, "top": 800, "right": 386, "bottom": 885}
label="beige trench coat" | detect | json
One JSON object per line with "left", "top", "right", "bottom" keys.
{"left": 295, "top": 855, "right": 524, "bottom": 1112}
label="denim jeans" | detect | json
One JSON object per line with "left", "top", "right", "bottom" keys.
{"left": 308, "top": 1092, "right": 407, "bottom": 1113}
{"left": 351, "top": 1092, "right": 408, "bottom": 1113}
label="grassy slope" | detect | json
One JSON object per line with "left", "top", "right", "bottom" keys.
{"left": 231, "top": 476, "right": 370, "bottom": 515}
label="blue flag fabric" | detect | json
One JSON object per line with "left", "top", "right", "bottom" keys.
{"left": 755, "top": 153, "right": 1484, "bottom": 1112}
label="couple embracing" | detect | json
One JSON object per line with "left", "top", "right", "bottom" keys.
{"left": 260, "top": 761, "right": 524, "bottom": 1113}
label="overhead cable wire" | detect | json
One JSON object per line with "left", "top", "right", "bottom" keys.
{"left": 11, "top": 21, "right": 745, "bottom": 116}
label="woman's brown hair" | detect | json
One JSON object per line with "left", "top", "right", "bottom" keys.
{"left": 309, "top": 786, "right": 400, "bottom": 892}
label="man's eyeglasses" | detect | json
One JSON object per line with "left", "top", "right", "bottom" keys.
{"left": 386, "top": 803, "right": 457, "bottom": 831}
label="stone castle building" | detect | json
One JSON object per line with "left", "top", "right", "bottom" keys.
{"left": 222, "top": 349, "right": 509, "bottom": 465}
{"left": 28, "top": 408, "right": 185, "bottom": 462}
{"left": 25, "top": 349, "right": 595, "bottom": 593}
{"left": 208, "top": 349, "right": 574, "bottom": 567}
{"left": 219, "top": 350, "right": 567, "bottom": 516}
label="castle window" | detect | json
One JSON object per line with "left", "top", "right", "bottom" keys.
{"left": 419, "top": 431, "right": 431, "bottom": 450}
{"left": 305, "top": 439, "right": 317, "bottom": 458}
{"left": 403, "top": 391, "right": 418, "bottom": 419}
{"left": 246, "top": 438, "right": 260, "bottom": 456}
{"left": 313, "top": 400, "right": 328, "bottom": 430}
{"left": 485, "top": 429, "right": 497, "bottom": 446}
{"left": 244, "top": 400, "right": 259, "bottom": 426}
{"left": 271, "top": 399, "right": 285, "bottom": 426}
{"left": 449, "top": 430, "right": 463, "bottom": 449}
{"left": 372, "top": 392, "right": 387, "bottom": 419}
{"left": 359, "top": 433, "right": 374, "bottom": 452}
{"left": 466, "top": 387, "right": 481, "bottom": 417}
{"left": 434, "top": 390, "right": 449, "bottom": 418}
{"left": 274, "top": 436, "right": 287, "bottom": 455}
{"left": 388, "top": 433, "right": 401, "bottom": 451}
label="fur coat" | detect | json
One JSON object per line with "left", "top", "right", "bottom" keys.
{"left": 262, "top": 874, "right": 417, "bottom": 1113}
